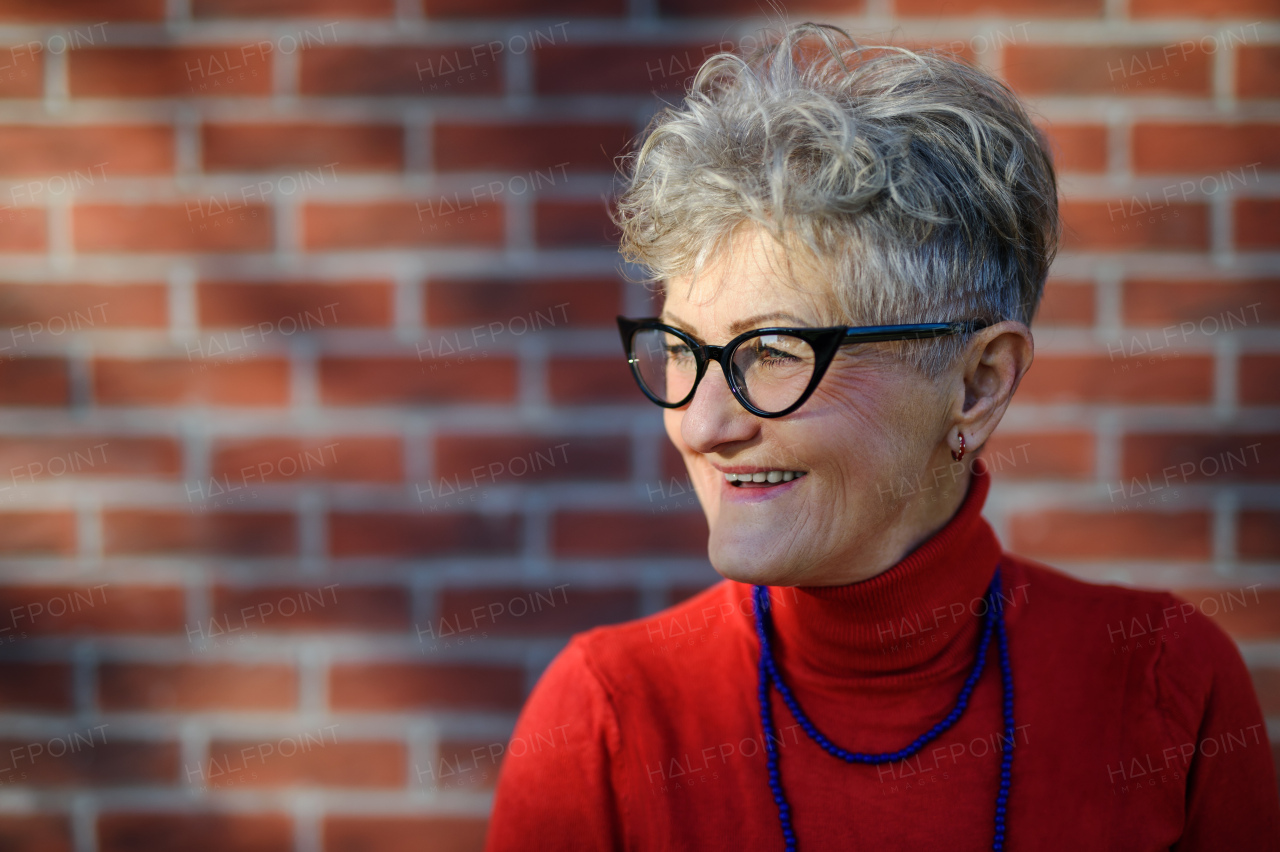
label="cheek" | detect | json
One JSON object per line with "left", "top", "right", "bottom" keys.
{"left": 663, "top": 408, "right": 722, "bottom": 516}
{"left": 806, "top": 365, "right": 941, "bottom": 483}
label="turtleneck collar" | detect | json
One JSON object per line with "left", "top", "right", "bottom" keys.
{"left": 745, "top": 465, "right": 1002, "bottom": 682}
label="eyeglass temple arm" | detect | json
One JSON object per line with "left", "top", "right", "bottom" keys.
{"left": 840, "top": 318, "right": 993, "bottom": 343}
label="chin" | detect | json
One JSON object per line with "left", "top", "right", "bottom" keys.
{"left": 707, "top": 537, "right": 804, "bottom": 587}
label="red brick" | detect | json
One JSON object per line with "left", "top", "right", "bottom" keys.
{"left": 660, "top": 438, "right": 686, "bottom": 482}
{"left": 69, "top": 47, "right": 273, "bottom": 97}
{"left": 0, "top": 47, "right": 42, "bottom": 97}
{"left": 535, "top": 44, "right": 721, "bottom": 95}
{"left": 535, "top": 200, "right": 619, "bottom": 248}
{"left": 1018, "top": 355, "right": 1213, "bottom": 403}
{"left": 0, "top": 815, "right": 72, "bottom": 852}
{"left": 203, "top": 123, "right": 402, "bottom": 172}
{"left": 1132, "top": 0, "right": 1278, "bottom": 16}
{"left": 1239, "top": 511, "right": 1279, "bottom": 559}
{"left": 329, "top": 662, "right": 524, "bottom": 710}
{"left": 303, "top": 202, "right": 502, "bottom": 249}
{"left": 0, "top": 282, "right": 167, "bottom": 327}
{"left": 1123, "top": 279, "right": 1278, "bottom": 326}
{"left": 665, "top": 0, "right": 859, "bottom": 11}
{"left": 0, "top": 126, "right": 171, "bottom": 176}
{"left": 1167, "top": 587, "right": 1280, "bottom": 640}
{"left": 0, "top": 359, "right": 68, "bottom": 405}
{"left": 1239, "top": 355, "right": 1280, "bottom": 405}
{"left": 548, "top": 356, "right": 642, "bottom": 403}
{"left": 1002, "top": 45, "right": 1211, "bottom": 96}
{"left": 318, "top": 356, "right": 516, "bottom": 404}
{"left": 0, "top": 0, "right": 161, "bottom": 19}
{"left": 434, "top": 121, "right": 633, "bottom": 173}
{"left": 0, "top": 436, "right": 180, "bottom": 479}
{"left": 1236, "top": 199, "right": 1280, "bottom": 249}
{"left": 0, "top": 585, "right": 182, "bottom": 634}
{"left": 300, "top": 47, "right": 501, "bottom": 97}
{"left": 103, "top": 510, "right": 295, "bottom": 556}
{"left": 205, "top": 738, "right": 405, "bottom": 787}
{"left": 195, "top": 0, "right": 392, "bottom": 16}
{"left": 553, "top": 510, "right": 708, "bottom": 557}
{"left": 94, "top": 358, "right": 290, "bottom": 406}
{"left": 424, "top": 0, "right": 622, "bottom": 15}
{"left": 1007, "top": 510, "right": 1211, "bottom": 559}
{"left": 1133, "top": 123, "right": 1280, "bottom": 173}
{"left": 0, "top": 663, "right": 72, "bottom": 710}
{"left": 98, "top": 663, "right": 297, "bottom": 711}
{"left": 1121, "top": 433, "right": 1278, "bottom": 482}
{"left": 324, "top": 816, "right": 486, "bottom": 852}
{"left": 428, "top": 738, "right": 503, "bottom": 790}
{"left": 981, "top": 432, "right": 1094, "bottom": 479}
{"left": 328, "top": 513, "right": 521, "bottom": 556}
{"left": 1251, "top": 667, "right": 1280, "bottom": 716}
{"left": 434, "top": 586, "right": 638, "bottom": 636}
{"left": 1061, "top": 200, "right": 1209, "bottom": 251}
{"left": 1039, "top": 123, "right": 1107, "bottom": 174}
{"left": 0, "top": 512, "right": 75, "bottom": 554}
{"left": 1238, "top": 46, "right": 1280, "bottom": 99}
{"left": 426, "top": 277, "right": 622, "bottom": 328}
{"left": 74, "top": 204, "right": 273, "bottom": 253}
{"left": 0, "top": 736, "right": 177, "bottom": 785}
{"left": 210, "top": 585, "right": 409, "bottom": 631}
{"left": 99, "top": 814, "right": 292, "bottom": 852}
{"left": 895, "top": 0, "right": 1098, "bottom": 15}
{"left": 197, "top": 280, "right": 393, "bottom": 328}
{"left": 432, "top": 434, "right": 629, "bottom": 482}
{"left": 211, "top": 437, "right": 402, "bottom": 483}
{"left": 0, "top": 208, "right": 47, "bottom": 251}
{"left": 1036, "top": 279, "right": 1095, "bottom": 326}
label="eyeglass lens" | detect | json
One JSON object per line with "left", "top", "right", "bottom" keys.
{"left": 630, "top": 328, "right": 818, "bottom": 413}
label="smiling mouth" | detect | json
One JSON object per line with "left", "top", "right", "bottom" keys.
{"left": 724, "top": 471, "right": 807, "bottom": 487}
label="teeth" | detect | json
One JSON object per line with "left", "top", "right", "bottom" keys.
{"left": 723, "top": 470, "right": 806, "bottom": 485}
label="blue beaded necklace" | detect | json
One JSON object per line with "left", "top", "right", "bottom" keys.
{"left": 752, "top": 565, "right": 1014, "bottom": 851}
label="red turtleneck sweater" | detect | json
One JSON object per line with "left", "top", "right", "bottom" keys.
{"left": 484, "top": 471, "right": 1280, "bottom": 850}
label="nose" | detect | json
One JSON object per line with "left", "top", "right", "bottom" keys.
{"left": 679, "top": 357, "right": 758, "bottom": 453}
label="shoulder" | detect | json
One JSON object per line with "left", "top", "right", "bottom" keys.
{"left": 543, "top": 579, "right": 751, "bottom": 703}
{"left": 1001, "top": 553, "right": 1257, "bottom": 732}
{"left": 1004, "top": 552, "right": 1251, "bottom": 644}
{"left": 1001, "top": 551, "right": 1228, "bottom": 646}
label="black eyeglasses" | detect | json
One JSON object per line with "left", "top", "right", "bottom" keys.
{"left": 616, "top": 315, "right": 993, "bottom": 418}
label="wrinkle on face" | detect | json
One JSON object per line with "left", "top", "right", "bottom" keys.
{"left": 660, "top": 225, "right": 965, "bottom": 587}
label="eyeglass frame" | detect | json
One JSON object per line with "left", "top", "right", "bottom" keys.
{"left": 616, "top": 315, "right": 995, "bottom": 418}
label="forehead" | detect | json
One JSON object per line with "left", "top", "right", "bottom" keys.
{"left": 660, "top": 228, "right": 837, "bottom": 331}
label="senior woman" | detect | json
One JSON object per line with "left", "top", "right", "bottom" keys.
{"left": 484, "top": 23, "right": 1279, "bottom": 851}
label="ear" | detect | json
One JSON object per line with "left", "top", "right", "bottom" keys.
{"left": 947, "top": 321, "right": 1034, "bottom": 455}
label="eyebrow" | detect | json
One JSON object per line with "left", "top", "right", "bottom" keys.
{"left": 658, "top": 310, "right": 816, "bottom": 339}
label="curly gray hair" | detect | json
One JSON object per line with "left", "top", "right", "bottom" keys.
{"left": 614, "top": 22, "right": 1060, "bottom": 375}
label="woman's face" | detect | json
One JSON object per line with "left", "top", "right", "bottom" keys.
{"left": 661, "top": 228, "right": 967, "bottom": 587}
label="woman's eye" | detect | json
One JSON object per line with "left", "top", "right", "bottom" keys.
{"left": 665, "top": 343, "right": 694, "bottom": 361}
{"left": 751, "top": 342, "right": 800, "bottom": 364}
{"left": 760, "top": 346, "right": 798, "bottom": 362}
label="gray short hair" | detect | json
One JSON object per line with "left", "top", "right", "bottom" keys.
{"left": 614, "top": 22, "right": 1060, "bottom": 375}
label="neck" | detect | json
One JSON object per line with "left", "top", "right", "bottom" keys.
{"left": 847, "top": 461, "right": 972, "bottom": 587}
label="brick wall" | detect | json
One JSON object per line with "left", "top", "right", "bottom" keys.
{"left": 0, "top": 1, "right": 1274, "bottom": 850}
